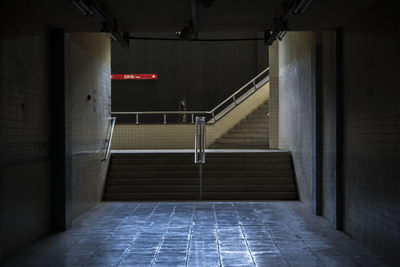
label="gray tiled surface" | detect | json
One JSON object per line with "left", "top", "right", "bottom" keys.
{"left": 4, "top": 201, "right": 391, "bottom": 267}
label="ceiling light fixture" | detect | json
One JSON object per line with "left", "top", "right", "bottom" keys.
{"left": 177, "top": 21, "right": 195, "bottom": 40}
{"left": 265, "top": 0, "right": 313, "bottom": 45}
{"left": 70, "top": 0, "right": 129, "bottom": 46}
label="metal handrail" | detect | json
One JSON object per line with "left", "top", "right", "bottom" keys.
{"left": 209, "top": 67, "right": 269, "bottom": 114}
{"left": 112, "top": 67, "right": 269, "bottom": 124}
{"left": 194, "top": 117, "right": 206, "bottom": 164}
{"left": 194, "top": 116, "right": 206, "bottom": 200}
{"left": 113, "top": 111, "right": 207, "bottom": 114}
{"left": 101, "top": 117, "right": 116, "bottom": 161}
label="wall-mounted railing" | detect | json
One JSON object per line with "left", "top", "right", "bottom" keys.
{"left": 112, "top": 68, "right": 269, "bottom": 125}
{"left": 101, "top": 117, "right": 116, "bottom": 161}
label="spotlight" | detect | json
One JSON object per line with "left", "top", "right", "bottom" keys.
{"left": 177, "top": 21, "right": 195, "bottom": 40}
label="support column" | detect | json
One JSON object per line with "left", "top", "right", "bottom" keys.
{"left": 50, "top": 29, "right": 72, "bottom": 231}
{"left": 331, "top": 28, "right": 343, "bottom": 229}
{"left": 268, "top": 42, "right": 279, "bottom": 148}
{"left": 312, "top": 35, "right": 323, "bottom": 215}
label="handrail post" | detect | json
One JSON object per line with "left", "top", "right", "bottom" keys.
{"left": 195, "top": 116, "right": 206, "bottom": 200}
{"left": 191, "top": 114, "right": 194, "bottom": 124}
{"left": 163, "top": 113, "right": 167, "bottom": 124}
{"left": 136, "top": 114, "right": 139, "bottom": 124}
{"left": 232, "top": 95, "right": 237, "bottom": 105}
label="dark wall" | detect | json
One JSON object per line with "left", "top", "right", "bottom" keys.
{"left": 111, "top": 32, "right": 268, "bottom": 118}
{"left": 342, "top": 2, "right": 400, "bottom": 265}
{"left": 0, "top": 4, "right": 51, "bottom": 259}
{"left": 0, "top": 3, "right": 112, "bottom": 260}
{"left": 274, "top": 2, "right": 400, "bottom": 265}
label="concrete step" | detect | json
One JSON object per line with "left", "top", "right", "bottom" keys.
{"left": 104, "top": 192, "right": 297, "bottom": 201}
{"left": 222, "top": 133, "right": 268, "bottom": 139}
{"left": 203, "top": 177, "right": 295, "bottom": 185}
{"left": 235, "top": 122, "right": 269, "bottom": 128}
{"left": 112, "top": 157, "right": 195, "bottom": 165}
{"left": 205, "top": 152, "right": 290, "bottom": 158}
{"left": 104, "top": 192, "right": 200, "bottom": 201}
{"left": 112, "top": 154, "right": 289, "bottom": 165}
{"left": 215, "top": 138, "right": 268, "bottom": 144}
{"left": 109, "top": 171, "right": 198, "bottom": 179}
{"left": 243, "top": 117, "right": 268, "bottom": 123}
{"left": 109, "top": 170, "right": 294, "bottom": 179}
{"left": 111, "top": 164, "right": 196, "bottom": 172}
{"left": 203, "top": 184, "right": 296, "bottom": 192}
{"left": 106, "top": 185, "right": 199, "bottom": 193}
{"left": 209, "top": 144, "right": 269, "bottom": 149}
{"left": 112, "top": 153, "right": 193, "bottom": 159}
{"left": 230, "top": 128, "right": 268, "bottom": 134}
{"left": 206, "top": 157, "right": 290, "bottom": 164}
{"left": 111, "top": 163, "right": 292, "bottom": 172}
{"left": 106, "top": 184, "right": 295, "bottom": 194}
{"left": 107, "top": 178, "right": 199, "bottom": 186}
{"left": 252, "top": 108, "right": 269, "bottom": 114}
{"left": 104, "top": 151, "right": 297, "bottom": 201}
{"left": 108, "top": 177, "right": 295, "bottom": 186}
{"left": 208, "top": 99, "right": 270, "bottom": 149}
{"left": 202, "top": 192, "right": 297, "bottom": 200}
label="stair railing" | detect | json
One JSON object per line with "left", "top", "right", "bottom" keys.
{"left": 112, "top": 67, "right": 269, "bottom": 125}
{"left": 194, "top": 116, "right": 206, "bottom": 200}
{"left": 101, "top": 117, "right": 116, "bottom": 161}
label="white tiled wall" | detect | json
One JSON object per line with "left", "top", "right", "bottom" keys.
{"left": 69, "top": 34, "right": 111, "bottom": 219}
{"left": 277, "top": 32, "right": 315, "bottom": 206}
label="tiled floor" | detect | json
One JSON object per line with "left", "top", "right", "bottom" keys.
{"left": 5, "top": 201, "right": 391, "bottom": 267}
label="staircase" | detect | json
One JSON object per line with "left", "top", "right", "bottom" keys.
{"left": 104, "top": 151, "right": 298, "bottom": 201}
{"left": 209, "top": 101, "right": 269, "bottom": 149}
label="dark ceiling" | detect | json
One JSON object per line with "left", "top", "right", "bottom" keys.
{"left": 6, "top": 0, "right": 376, "bottom": 32}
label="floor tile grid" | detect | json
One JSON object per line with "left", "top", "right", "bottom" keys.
{"left": 284, "top": 202, "right": 391, "bottom": 267}
{"left": 273, "top": 201, "right": 357, "bottom": 266}
{"left": 250, "top": 202, "right": 325, "bottom": 267}
{"left": 184, "top": 205, "right": 196, "bottom": 267}
{"left": 3, "top": 201, "right": 394, "bottom": 267}
{"left": 232, "top": 203, "right": 257, "bottom": 267}
{"left": 212, "top": 203, "right": 224, "bottom": 267}
{"left": 244, "top": 202, "right": 292, "bottom": 267}
{"left": 115, "top": 203, "right": 159, "bottom": 266}
{"left": 150, "top": 205, "right": 177, "bottom": 266}
{"left": 79, "top": 202, "right": 145, "bottom": 266}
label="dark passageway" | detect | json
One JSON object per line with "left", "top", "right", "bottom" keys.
{"left": 1, "top": 0, "right": 400, "bottom": 266}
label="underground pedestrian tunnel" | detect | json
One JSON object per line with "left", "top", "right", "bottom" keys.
{"left": 1, "top": 0, "right": 399, "bottom": 266}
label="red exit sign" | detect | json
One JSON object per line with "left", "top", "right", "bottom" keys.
{"left": 111, "top": 74, "right": 158, "bottom": 80}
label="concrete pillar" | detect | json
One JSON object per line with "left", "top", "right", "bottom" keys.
{"left": 312, "top": 34, "right": 323, "bottom": 216}
{"left": 268, "top": 42, "right": 279, "bottom": 148}
{"left": 50, "top": 29, "right": 72, "bottom": 231}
